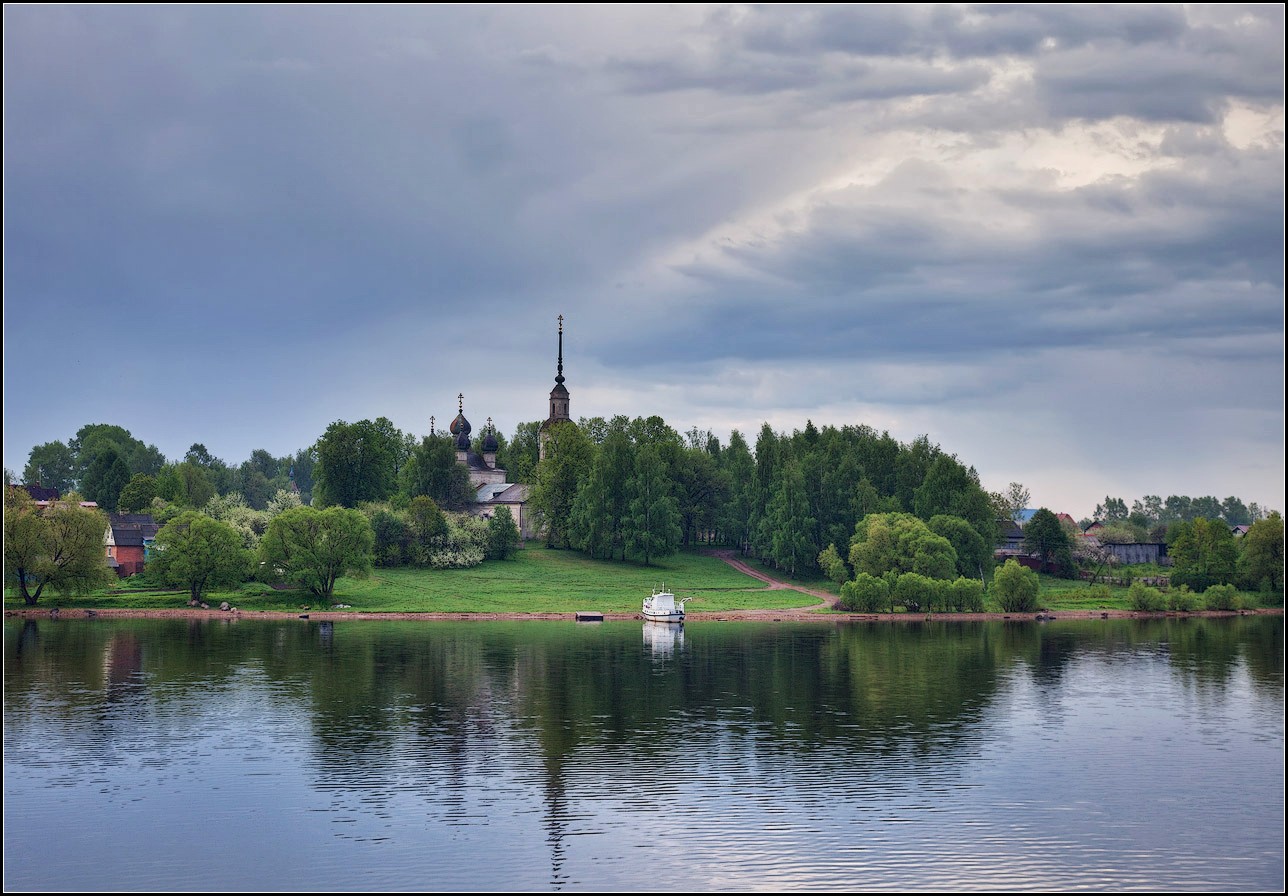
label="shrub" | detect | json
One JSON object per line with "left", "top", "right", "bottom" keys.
{"left": 1167, "top": 589, "right": 1197, "bottom": 612}
{"left": 992, "top": 559, "right": 1039, "bottom": 612}
{"left": 817, "top": 544, "right": 850, "bottom": 586}
{"left": 1128, "top": 581, "right": 1165, "bottom": 612}
{"left": 1203, "top": 583, "right": 1241, "bottom": 611}
{"left": 950, "top": 577, "right": 984, "bottom": 613}
{"left": 894, "top": 572, "right": 934, "bottom": 613}
{"left": 838, "top": 572, "right": 888, "bottom": 613}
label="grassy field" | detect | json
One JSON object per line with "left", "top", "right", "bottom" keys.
{"left": 4, "top": 546, "right": 822, "bottom": 615}
{"left": 5, "top": 546, "right": 1278, "bottom": 615}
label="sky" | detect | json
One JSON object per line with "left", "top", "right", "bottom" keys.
{"left": 3, "top": 4, "right": 1284, "bottom": 521}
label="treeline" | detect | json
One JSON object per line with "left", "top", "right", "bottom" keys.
{"left": 529, "top": 415, "right": 998, "bottom": 577}
{"left": 20, "top": 424, "right": 317, "bottom": 511}
{"left": 1088, "top": 494, "right": 1273, "bottom": 541}
{"left": 15, "top": 418, "right": 1279, "bottom": 592}
{"left": 13, "top": 415, "right": 999, "bottom": 579}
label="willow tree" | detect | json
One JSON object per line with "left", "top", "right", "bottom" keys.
{"left": 260, "top": 505, "right": 374, "bottom": 601}
{"left": 151, "top": 511, "right": 250, "bottom": 603}
{"left": 4, "top": 488, "right": 114, "bottom": 605}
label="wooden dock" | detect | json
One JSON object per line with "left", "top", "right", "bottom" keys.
{"left": 574, "top": 611, "right": 604, "bottom": 622}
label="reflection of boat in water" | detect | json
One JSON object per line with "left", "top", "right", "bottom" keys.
{"left": 642, "top": 620, "right": 684, "bottom": 656}
{"left": 642, "top": 586, "right": 688, "bottom": 622}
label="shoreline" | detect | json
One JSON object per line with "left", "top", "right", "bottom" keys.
{"left": 5, "top": 606, "right": 1282, "bottom": 623}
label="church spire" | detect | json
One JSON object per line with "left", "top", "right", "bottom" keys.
{"left": 555, "top": 314, "right": 565, "bottom": 386}
{"left": 540, "top": 314, "right": 573, "bottom": 461}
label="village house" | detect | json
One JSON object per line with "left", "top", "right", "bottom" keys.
{"left": 104, "top": 513, "right": 160, "bottom": 577}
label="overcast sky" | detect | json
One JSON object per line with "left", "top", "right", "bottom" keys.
{"left": 4, "top": 4, "right": 1283, "bottom": 519}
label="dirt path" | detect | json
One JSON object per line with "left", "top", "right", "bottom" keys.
{"left": 703, "top": 549, "right": 835, "bottom": 607}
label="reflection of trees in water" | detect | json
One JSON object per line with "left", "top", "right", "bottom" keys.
{"left": 5, "top": 616, "right": 1281, "bottom": 794}
{"left": 992, "top": 617, "right": 1285, "bottom": 694}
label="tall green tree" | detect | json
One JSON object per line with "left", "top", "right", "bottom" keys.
{"left": 623, "top": 445, "right": 681, "bottom": 566}
{"left": 1004, "top": 482, "right": 1031, "bottom": 522}
{"left": 117, "top": 474, "right": 158, "bottom": 513}
{"left": 155, "top": 461, "right": 216, "bottom": 508}
{"left": 530, "top": 421, "right": 594, "bottom": 548}
{"left": 313, "top": 418, "right": 402, "bottom": 508}
{"left": 368, "top": 506, "right": 410, "bottom": 567}
{"left": 486, "top": 505, "right": 521, "bottom": 560}
{"left": 913, "top": 454, "right": 997, "bottom": 553}
{"left": 929, "top": 514, "right": 991, "bottom": 582}
{"left": 501, "top": 421, "right": 542, "bottom": 484}
{"left": 1168, "top": 517, "right": 1238, "bottom": 592}
{"left": 848, "top": 512, "right": 957, "bottom": 581}
{"left": 81, "top": 446, "right": 132, "bottom": 512}
{"left": 151, "top": 511, "right": 250, "bottom": 602}
{"left": 1237, "top": 511, "right": 1284, "bottom": 593}
{"left": 674, "top": 446, "right": 724, "bottom": 547}
{"left": 400, "top": 435, "right": 474, "bottom": 510}
{"left": 71, "top": 424, "right": 165, "bottom": 482}
{"left": 765, "top": 459, "right": 816, "bottom": 577}
{"left": 1094, "top": 496, "right": 1129, "bottom": 521}
{"left": 405, "top": 495, "right": 449, "bottom": 565}
{"left": 4, "top": 488, "right": 113, "bottom": 605}
{"left": 1022, "top": 508, "right": 1075, "bottom": 577}
{"left": 22, "top": 441, "right": 77, "bottom": 493}
{"left": 569, "top": 424, "right": 633, "bottom": 559}
{"left": 259, "top": 505, "right": 374, "bottom": 601}
{"left": 717, "top": 429, "right": 755, "bottom": 553}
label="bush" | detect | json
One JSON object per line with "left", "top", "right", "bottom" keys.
{"left": 894, "top": 572, "right": 934, "bottom": 613}
{"left": 1167, "top": 588, "right": 1197, "bottom": 612}
{"left": 838, "top": 572, "right": 888, "bottom": 613}
{"left": 992, "top": 558, "right": 1039, "bottom": 612}
{"left": 950, "top": 577, "right": 984, "bottom": 613}
{"left": 1128, "top": 582, "right": 1165, "bottom": 612}
{"left": 1203, "top": 583, "right": 1241, "bottom": 611}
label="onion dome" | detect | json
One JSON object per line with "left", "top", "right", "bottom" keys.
{"left": 482, "top": 418, "right": 499, "bottom": 453}
{"left": 449, "top": 392, "right": 471, "bottom": 437}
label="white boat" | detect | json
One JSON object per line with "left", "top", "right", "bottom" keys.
{"left": 642, "top": 586, "right": 688, "bottom": 622}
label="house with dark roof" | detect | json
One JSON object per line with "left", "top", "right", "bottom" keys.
{"left": 16, "top": 483, "right": 61, "bottom": 502}
{"left": 9, "top": 483, "right": 97, "bottom": 509}
{"left": 995, "top": 518, "right": 1025, "bottom": 553}
{"left": 105, "top": 513, "right": 160, "bottom": 577}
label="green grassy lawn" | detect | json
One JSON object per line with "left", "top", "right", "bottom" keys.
{"left": 4, "top": 546, "right": 821, "bottom": 615}
{"left": 7, "top": 546, "right": 1277, "bottom": 615}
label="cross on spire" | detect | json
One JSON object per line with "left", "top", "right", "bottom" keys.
{"left": 458, "top": 392, "right": 464, "bottom": 413}
{"left": 555, "top": 314, "right": 565, "bottom": 385}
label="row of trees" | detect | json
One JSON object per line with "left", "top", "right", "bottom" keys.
{"left": 523, "top": 416, "right": 1001, "bottom": 579}
{"left": 13, "top": 419, "right": 1282, "bottom": 599}
{"left": 4, "top": 480, "right": 522, "bottom": 606}
{"left": 22, "top": 424, "right": 316, "bottom": 512}
{"left": 1032, "top": 501, "right": 1283, "bottom": 595}
{"left": 19, "top": 422, "right": 1274, "bottom": 555}
{"left": 1090, "top": 493, "right": 1271, "bottom": 531}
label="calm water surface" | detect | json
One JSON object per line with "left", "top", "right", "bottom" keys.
{"left": 3, "top": 615, "right": 1283, "bottom": 892}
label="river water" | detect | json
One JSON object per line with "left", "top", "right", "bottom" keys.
{"left": 3, "top": 615, "right": 1283, "bottom": 891}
